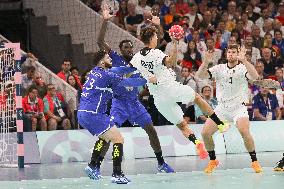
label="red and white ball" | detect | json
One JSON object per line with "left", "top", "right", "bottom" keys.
{"left": 169, "top": 25, "right": 185, "bottom": 40}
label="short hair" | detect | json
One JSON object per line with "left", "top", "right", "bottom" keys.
{"left": 93, "top": 50, "right": 107, "bottom": 66}
{"left": 119, "top": 40, "right": 133, "bottom": 49}
{"left": 140, "top": 26, "right": 158, "bottom": 45}
{"left": 28, "top": 85, "right": 38, "bottom": 93}
{"left": 274, "top": 29, "right": 282, "bottom": 35}
{"left": 63, "top": 58, "right": 71, "bottom": 63}
{"left": 227, "top": 43, "right": 238, "bottom": 51}
{"left": 201, "top": 85, "right": 211, "bottom": 93}
{"left": 70, "top": 66, "right": 79, "bottom": 72}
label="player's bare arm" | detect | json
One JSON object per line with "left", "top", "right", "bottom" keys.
{"left": 238, "top": 47, "right": 259, "bottom": 80}
{"left": 164, "top": 38, "right": 178, "bottom": 67}
{"left": 97, "top": 4, "right": 112, "bottom": 52}
{"left": 195, "top": 52, "right": 212, "bottom": 79}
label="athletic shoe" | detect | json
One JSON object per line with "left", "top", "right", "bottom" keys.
{"left": 111, "top": 172, "right": 130, "bottom": 184}
{"left": 217, "top": 121, "right": 229, "bottom": 133}
{"left": 204, "top": 160, "right": 219, "bottom": 173}
{"left": 251, "top": 161, "right": 263, "bottom": 173}
{"left": 195, "top": 140, "right": 208, "bottom": 159}
{"left": 157, "top": 162, "right": 175, "bottom": 173}
{"left": 274, "top": 159, "right": 284, "bottom": 172}
{"left": 84, "top": 165, "right": 101, "bottom": 180}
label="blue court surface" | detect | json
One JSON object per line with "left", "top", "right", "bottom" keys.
{"left": 1, "top": 152, "right": 283, "bottom": 189}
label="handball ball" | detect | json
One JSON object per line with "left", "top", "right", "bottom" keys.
{"left": 169, "top": 25, "right": 185, "bottom": 40}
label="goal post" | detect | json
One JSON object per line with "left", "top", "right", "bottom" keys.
{"left": 0, "top": 43, "right": 24, "bottom": 168}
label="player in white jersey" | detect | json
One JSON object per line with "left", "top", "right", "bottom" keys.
{"left": 130, "top": 25, "right": 228, "bottom": 159}
{"left": 196, "top": 44, "right": 263, "bottom": 173}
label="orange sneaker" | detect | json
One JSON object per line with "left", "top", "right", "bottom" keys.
{"left": 251, "top": 161, "right": 263, "bottom": 173}
{"left": 195, "top": 140, "right": 208, "bottom": 159}
{"left": 204, "top": 160, "right": 219, "bottom": 173}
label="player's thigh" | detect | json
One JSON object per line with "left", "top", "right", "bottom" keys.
{"left": 172, "top": 83, "right": 196, "bottom": 104}
{"left": 235, "top": 107, "right": 250, "bottom": 133}
{"left": 202, "top": 118, "right": 219, "bottom": 137}
{"left": 77, "top": 111, "right": 115, "bottom": 136}
{"left": 155, "top": 98, "right": 184, "bottom": 125}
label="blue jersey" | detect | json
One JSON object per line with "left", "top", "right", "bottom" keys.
{"left": 109, "top": 50, "right": 140, "bottom": 100}
{"left": 78, "top": 66, "right": 121, "bottom": 113}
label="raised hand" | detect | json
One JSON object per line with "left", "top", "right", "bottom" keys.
{"left": 101, "top": 4, "right": 113, "bottom": 21}
{"left": 148, "top": 15, "right": 160, "bottom": 26}
{"left": 237, "top": 46, "right": 247, "bottom": 62}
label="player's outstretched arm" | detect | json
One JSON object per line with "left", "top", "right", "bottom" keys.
{"left": 195, "top": 52, "right": 212, "bottom": 79}
{"left": 97, "top": 4, "right": 112, "bottom": 52}
{"left": 165, "top": 39, "right": 178, "bottom": 67}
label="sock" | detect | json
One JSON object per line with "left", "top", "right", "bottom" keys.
{"left": 155, "top": 151, "right": 165, "bottom": 165}
{"left": 90, "top": 138, "right": 108, "bottom": 167}
{"left": 209, "top": 112, "right": 223, "bottom": 125}
{"left": 188, "top": 134, "right": 197, "bottom": 144}
{"left": 208, "top": 150, "right": 216, "bottom": 160}
{"left": 96, "top": 156, "right": 104, "bottom": 168}
{"left": 282, "top": 153, "right": 284, "bottom": 161}
{"left": 249, "top": 151, "right": 257, "bottom": 162}
{"left": 112, "top": 143, "right": 123, "bottom": 175}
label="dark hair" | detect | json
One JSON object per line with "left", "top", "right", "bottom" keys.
{"left": 119, "top": 40, "right": 133, "bottom": 49}
{"left": 93, "top": 50, "right": 107, "bottom": 66}
{"left": 67, "top": 74, "right": 80, "bottom": 90}
{"left": 63, "top": 58, "right": 71, "bottom": 63}
{"left": 227, "top": 43, "right": 239, "bottom": 51}
{"left": 27, "top": 65, "right": 36, "bottom": 72}
{"left": 70, "top": 66, "right": 79, "bottom": 72}
{"left": 274, "top": 29, "right": 282, "bottom": 35}
{"left": 140, "top": 26, "right": 158, "bottom": 45}
{"left": 201, "top": 85, "right": 211, "bottom": 93}
{"left": 28, "top": 85, "right": 38, "bottom": 93}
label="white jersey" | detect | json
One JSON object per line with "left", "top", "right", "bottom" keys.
{"left": 131, "top": 48, "right": 176, "bottom": 91}
{"left": 208, "top": 63, "right": 250, "bottom": 105}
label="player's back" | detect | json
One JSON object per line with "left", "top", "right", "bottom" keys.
{"left": 131, "top": 48, "right": 176, "bottom": 87}
{"left": 79, "top": 67, "right": 120, "bottom": 113}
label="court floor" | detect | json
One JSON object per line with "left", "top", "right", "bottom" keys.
{"left": 0, "top": 152, "right": 284, "bottom": 189}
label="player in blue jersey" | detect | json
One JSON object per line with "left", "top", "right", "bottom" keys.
{"left": 77, "top": 50, "right": 131, "bottom": 184}
{"left": 88, "top": 5, "right": 175, "bottom": 175}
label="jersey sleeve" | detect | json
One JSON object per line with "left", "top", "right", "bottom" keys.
{"left": 154, "top": 49, "right": 167, "bottom": 65}
{"left": 108, "top": 71, "right": 123, "bottom": 87}
{"left": 130, "top": 54, "right": 154, "bottom": 80}
{"left": 109, "top": 50, "right": 128, "bottom": 67}
{"left": 208, "top": 64, "right": 221, "bottom": 80}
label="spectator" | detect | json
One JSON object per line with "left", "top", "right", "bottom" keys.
{"left": 33, "top": 72, "right": 47, "bottom": 99}
{"left": 182, "top": 40, "right": 202, "bottom": 71}
{"left": 43, "top": 84, "right": 71, "bottom": 130}
{"left": 194, "top": 85, "right": 217, "bottom": 124}
{"left": 125, "top": 1, "right": 143, "bottom": 36}
{"left": 136, "top": 10, "right": 153, "bottom": 39}
{"left": 251, "top": 24, "right": 263, "bottom": 49}
{"left": 252, "top": 87, "right": 282, "bottom": 120}
{"left": 260, "top": 48, "right": 283, "bottom": 76}
{"left": 202, "top": 37, "right": 222, "bottom": 68}
{"left": 21, "top": 53, "right": 38, "bottom": 74}
{"left": 113, "top": 0, "right": 128, "bottom": 29}
{"left": 272, "top": 30, "right": 284, "bottom": 58}
{"left": 263, "top": 33, "right": 281, "bottom": 59}
{"left": 70, "top": 66, "right": 81, "bottom": 81}
{"left": 275, "top": 68, "right": 284, "bottom": 119}
{"left": 86, "top": 0, "right": 102, "bottom": 13}
{"left": 184, "top": 3, "right": 202, "bottom": 29}
{"left": 57, "top": 58, "right": 71, "bottom": 81}
{"left": 22, "top": 86, "right": 47, "bottom": 131}
{"left": 175, "top": 0, "right": 189, "bottom": 15}
{"left": 245, "top": 3, "right": 260, "bottom": 23}
{"left": 244, "top": 34, "right": 261, "bottom": 65}
{"left": 275, "top": 2, "right": 284, "bottom": 26}
{"left": 22, "top": 66, "right": 35, "bottom": 95}
{"left": 163, "top": 3, "right": 180, "bottom": 29}
{"left": 255, "top": 8, "right": 273, "bottom": 29}
{"left": 260, "top": 19, "right": 274, "bottom": 37}
{"left": 136, "top": 0, "right": 151, "bottom": 15}
{"left": 67, "top": 74, "right": 82, "bottom": 91}
{"left": 241, "top": 12, "right": 254, "bottom": 33}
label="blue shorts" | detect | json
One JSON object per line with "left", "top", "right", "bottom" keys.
{"left": 110, "top": 98, "right": 152, "bottom": 128}
{"left": 77, "top": 110, "right": 115, "bottom": 136}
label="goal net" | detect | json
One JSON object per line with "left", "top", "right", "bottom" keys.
{"left": 0, "top": 43, "right": 23, "bottom": 168}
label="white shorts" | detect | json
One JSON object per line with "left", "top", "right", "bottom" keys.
{"left": 151, "top": 81, "right": 196, "bottom": 125}
{"left": 214, "top": 103, "right": 249, "bottom": 125}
